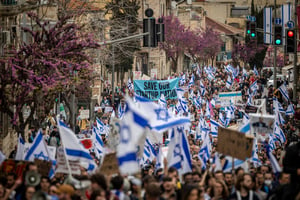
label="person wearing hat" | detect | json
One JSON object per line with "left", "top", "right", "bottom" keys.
{"left": 56, "top": 184, "right": 75, "bottom": 200}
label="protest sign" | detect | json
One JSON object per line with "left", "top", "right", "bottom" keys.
{"left": 218, "top": 91, "right": 243, "bottom": 107}
{"left": 79, "top": 110, "right": 90, "bottom": 119}
{"left": 99, "top": 152, "right": 119, "bottom": 176}
{"left": 34, "top": 159, "right": 52, "bottom": 177}
{"left": 104, "top": 107, "right": 113, "bottom": 113}
{"left": 56, "top": 147, "right": 81, "bottom": 175}
{"left": 249, "top": 113, "right": 275, "bottom": 140}
{"left": 141, "top": 74, "right": 151, "bottom": 80}
{"left": 133, "top": 71, "right": 142, "bottom": 80}
{"left": 108, "top": 118, "right": 121, "bottom": 151}
{"left": 47, "top": 146, "right": 56, "bottom": 161}
{"left": 79, "top": 139, "right": 93, "bottom": 150}
{"left": 134, "top": 78, "right": 179, "bottom": 100}
{"left": 151, "top": 68, "right": 158, "bottom": 79}
{"left": 217, "top": 127, "right": 253, "bottom": 160}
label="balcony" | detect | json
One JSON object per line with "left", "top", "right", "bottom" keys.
{"left": 0, "top": 0, "right": 38, "bottom": 16}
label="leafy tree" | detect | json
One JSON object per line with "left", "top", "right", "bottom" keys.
{"left": 0, "top": 12, "right": 99, "bottom": 137}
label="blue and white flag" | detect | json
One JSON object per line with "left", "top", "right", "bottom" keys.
{"left": 266, "top": 145, "right": 282, "bottom": 174}
{"left": 180, "top": 74, "right": 186, "bottom": 86}
{"left": 278, "top": 84, "right": 290, "bottom": 102}
{"left": 198, "top": 132, "right": 211, "bottom": 169}
{"left": 92, "top": 127, "right": 105, "bottom": 159}
{"left": 274, "top": 124, "right": 286, "bottom": 144}
{"left": 118, "top": 103, "right": 126, "bottom": 119}
{"left": 211, "top": 152, "right": 222, "bottom": 172}
{"left": 159, "top": 94, "right": 167, "bottom": 108}
{"left": 117, "top": 97, "right": 149, "bottom": 175}
{"left": 127, "top": 78, "right": 133, "bottom": 90}
{"left": 223, "top": 157, "right": 246, "bottom": 173}
{"left": 24, "top": 129, "right": 50, "bottom": 161}
{"left": 250, "top": 80, "right": 258, "bottom": 93}
{"left": 200, "top": 81, "right": 206, "bottom": 96}
{"left": 188, "top": 74, "right": 194, "bottom": 88}
{"left": 275, "top": 111, "right": 285, "bottom": 125}
{"left": 205, "top": 101, "right": 211, "bottom": 119}
{"left": 242, "top": 67, "right": 248, "bottom": 77}
{"left": 167, "top": 127, "right": 192, "bottom": 174}
{"left": 143, "top": 137, "right": 157, "bottom": 163}
{"left": 226, "top": 75, "right": 232, "bottom": 89}
{"left": 242, "top": 112, "right": 250, "bottom": 124}
{"left": 210, "top": 119, "right": 220, "bottom": 137}
{"left": 134, "top": 95, "right": 190, "bottom": 132}
{"left": 286, "top": 104, "right": 295, "bottom": 116}
{"left": 219, "top": 112, "right": 226, "bottom": 126}
{"left": 273, "top": 98, "right": 285, "bottom": 113}
{"left": 251, "top": 139, "right": 262, "bottom": 167}
{"left": 58, "top": 120, "right": 96, "bottom": 172}
{"left": 247, "top": 94, "right": 253, "bottom": 106}
{"left": 96, "top": 118, "right": 108, "bottom": 136}
{"left": 268, "top": 134, "right": 276, "bottom": 151}
{"left": 239, "top": 121, "right": 250, "bottom": 134}
{"left": 155, "top": 145, "right": 163, "bottom": 169}
{"left": 15, "top": 134, "right": 25, "bottom": 160}
{"left": 254, "top": 66, "right": 259, "bottom": 76}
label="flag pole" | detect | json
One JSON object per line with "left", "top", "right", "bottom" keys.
{"left": 56, "top": 117, "right": 73, "bottom": 177}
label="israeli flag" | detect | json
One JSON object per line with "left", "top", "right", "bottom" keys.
{"left": 278, "top": 84, "right": 290, "bottom": 102}
{"left": 134, "top": 95, "right": 190, "bottom": 132}
{"left": 247, "top": 94, "right": 253, "bottom": 106}
{"left": 155, "top": 145, "right": 163, "bottom": 169}
{"left": 226, "top": 75, "right": 232, "bottom": 89}
{"left": 188, "top": 74, "right": 194, "bottom": 88}
{"left": 239, "top": 121, "right": 250, "bottom": 134}
{"left": 251, "top": 139, "right": 262, "bottom": 167}
{"left": 205, "top": 101, "right": 211, "bottom": 118}
{"left": 167, "top": 127, "right": 192, "bottom": 174}
{"left": 274, "top": 124, "right": 286, "bottom": 144}
{"left": 219, "top": 112, "right": 226, "bottom": 126}
{"left": 210, "top": 119, "right": 220, "bottom": 137}
{"left": 266, "top": 145, "right": 282, "bottom": 174}
{"left": 275, "top": 111, "right": 286, "bottom": 125}
{"left": 96, "top": 118, "right": 108, "bottom": 135}
{"left": 242, "top": 67, "right": 248, "bottom": 77}
{"left": 211, "top": 152, "right": 222, "bottom": 171}
{"left": 15, "top": 134, "right": 25, "bottom": 160}
{"left": 180, "top": 74, "right": 186, "bottom": 86}
{"left": 92, "top": 127, "right": 105, "bottom": 159}
{"left": 193, "top": 96, "right": 201, "bottom": 109}
{"left": 254, "top": 66, "right": 259, "bottom": 76}
{"left": 232, "top": 66, "right": 239, "bottom": 79}
{"left": 286, "top": 104, "right": 295, "bottom": 115}
{"left": 118, "top": 103, "right": 126, "bottom": 119}
{"left": 225, "top": 64, "right": 234, "bottom": 74}
{"left": 58, "top": 120, "right": 96, "bottom": 172}
{"left": 242, "top": 112, "right": 250, "bottom": 124}
{"left": 281, "top": 4, "right": 292, "bottom": 45}
{"left": 143, "top": 137, "right": 157, "bottom": 163}
{"left": 117, "top": 97, "right": 149, "bottom": 175}
{"left": 177, "top": 96, "right": 188, "bottom": 113}
{"left": 250, "top": 80, "right": 258, "bottom": 93}
{"left": 200, "top": 81, "right": 206, "bottom": 96}
{"left": 127, "top": 78, "right": 133, "bottom": 90}
{"left": 159, "top": 94, "right": 167, "bottom": 108}
{"left": 24, "top": 129, "right": 51, "bottom": 161}
{"left": 268, "top": 134, "right": 276, "bottom": 151}
{"left": 223, "top": 157, "right": 246, "bottom": 173}
{"left": 273, "top": 98, "right": 285, "bottom": 113}
{"left": 198, "top": 132, "right": 211, "bottom": 169}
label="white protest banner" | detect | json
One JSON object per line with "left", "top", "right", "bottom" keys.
{"left": 249, "top": 113, "right": 275, "bottom": 140}
{"left": 151, "top": 68, "right": 158, "bottom": 79}
{"left": 79, "top": 110, "right": 90, "bottom": 119}
{"left": 94, "top": 106, "right": 102, "bottom": 112}
{"left": 55, "top": 146, "right": 81, "bottom": 175}
{"left": 141, "top": 74, "right": 151, "bottom": 80}
{"left": 133, "top": 71, "right": 142, "bottom": 80}
{"left": 104, "top": 107, "right": 113, "bottom": 113}
{"left": 218, "top": 91, "right": 243, "bottom": 107}
{"left": 108, "top": 118, "right": 121, "bottom": 151}
{"left": 47, "top": 146, "right": 56, "bottom": 161}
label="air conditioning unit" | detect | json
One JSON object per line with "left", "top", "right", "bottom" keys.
{"left": 1, "top": 31, "right": 10, "bottom": 45}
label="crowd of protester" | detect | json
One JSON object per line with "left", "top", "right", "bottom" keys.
{"left": 1, "top": 64, "right": 300, "bottom": 200}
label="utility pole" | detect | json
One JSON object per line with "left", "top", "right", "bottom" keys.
{"left": 293, "top": 0, "right": 298, "bottom": 102}
{"left": 274, "top": 0, "right": 277, "bottom": 88}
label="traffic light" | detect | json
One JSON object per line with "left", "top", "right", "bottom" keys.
{"left": 250, "top": 22, "right": 256, "bottom": 38}
{"left": 246, "top": 21, "right": 251, "bottom": 35}
{"left": 143, "top": 18, "right": 156, "bottom": 47}
{"left": 286, "top": 29, "right": 295, "bottom": 53}
{"left": 274, "top": 26, "right": 282, "bottom": 45}
{"left": 156, "top": 18, "right": 165, "bottom": 43}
